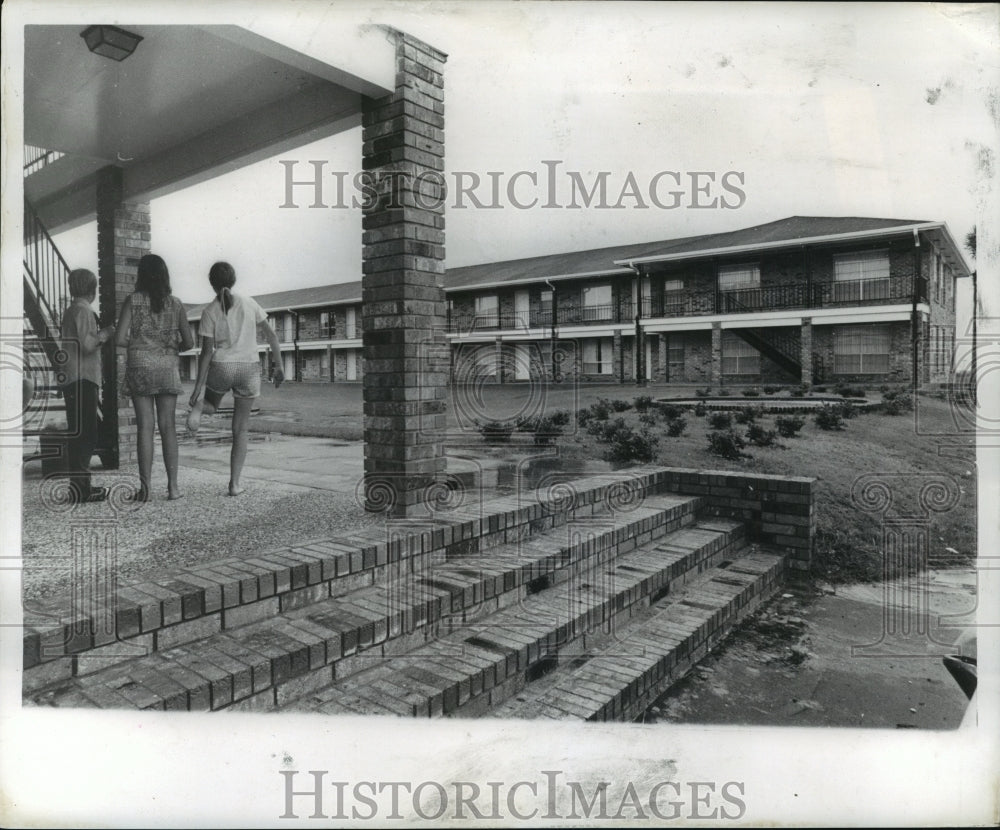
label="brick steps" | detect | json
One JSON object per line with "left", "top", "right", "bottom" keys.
{"left": 23, "top": 466, "right": 817, "bottom": 720}
{"left": 24, "top": 470, "right": 687, "bottom": 694}
{"left": 26, "top": 493, "right": 704, "bottom": 712}
{"left": 490, "top": 547, "right": 786, "bottom": 721}
{"left": 284, "top": 517, "right": 748, "bottom": 718}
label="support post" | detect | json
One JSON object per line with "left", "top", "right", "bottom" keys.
{"left": 361, "top": 31, "right": 448, "bottom": 518}
{"left": 96, "top": 165, "right": 150, "bottom": 469}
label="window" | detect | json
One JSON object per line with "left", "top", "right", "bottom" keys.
{"left": 667, "top": 334, "right": 684, "bottom": 365}
{"left": 539, "top": 290, "right": 553, "bottom": 324}
{"left": 320, "top": 310, "right": 334, "bottom": 338}
{"left": 474, "top": 294, "right": 498, "bottom": 327}
{"left": 833, "top": 251, "right": 890, "bottom": 301}
{"left": 582, "top": 337, "right": 613, "bottom": 374}
{"left": 662, "top": 278, "right": 686, "bottom": 315}
{"left": 721, "top": 332, "right": 760, "bottom": 375}
{"left": 718, "top": 264, "right": 760, "bottom": 291}
{"left": 582, "top": 284, "right": 613, "bottom": 321}
{"left": 833, "top": 325, "right": 890, "bottom": 374}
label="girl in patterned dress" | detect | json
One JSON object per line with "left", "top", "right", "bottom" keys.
{"left": 115, "top": 254, "right": 194, "bottom": 501}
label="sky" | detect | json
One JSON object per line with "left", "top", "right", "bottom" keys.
{"left": 49, "top": 1, "right": 998, "bottom": 332}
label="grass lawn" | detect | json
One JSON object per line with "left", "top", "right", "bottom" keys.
{"left": 183, "top": 380, "right": 976, "bottom": 584}
{"left": 550, "top": 392, "right": 977, "bottom": 583}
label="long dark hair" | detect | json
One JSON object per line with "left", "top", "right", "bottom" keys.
{"left": 135, "top": 254, "right": 171, "bottom": 314}
{"left": 209, "top": 262, "right": 236, "bottom": 315}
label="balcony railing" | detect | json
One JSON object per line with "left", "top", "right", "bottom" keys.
{"left": 446, "top": 275, "right": 921, "bottom": 334}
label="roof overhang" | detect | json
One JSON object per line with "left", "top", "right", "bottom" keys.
{"left": 615, "top": 222, "right": 973, "bottom": 278}
{"left": 22, "top": 23, "right": 396, "bottom": 234}
{"left": 445, "top": 268, "right": 635, "bottom": 294}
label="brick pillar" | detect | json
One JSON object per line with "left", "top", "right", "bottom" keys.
{"left": 613, "top": 330, "right": 623, "bottom": 383}
{"left": 96, "top": 165, "right": 150, "bottom": 468}
{"left": 800, "top": 317, "right": 812, "bottom": 386}
{"left": 658, "top": 333, "right": 668, "bottom": 381}
{"left": 711, "top": 322, "right": 722, "bottom": 385}
{"left": 361, "top": 31, "right": 448, "bottom": 517}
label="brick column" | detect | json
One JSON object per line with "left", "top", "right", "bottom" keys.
{"left": 96, "top": 165, "right": 150, "bottom": 468}
{"left": 361, "top": 31, "right": 448, "bottom": 517}
{"left": 800, "top": 317, "right": 812, "bottom": 386}
{"left": 613, "top": 330, "right": 623, "bottom": 383}
{"left": 658, "top": 333, "right": 668, "bottom": 381}
{"left": 711, "top": 322, "right": 722, "bottom": 385}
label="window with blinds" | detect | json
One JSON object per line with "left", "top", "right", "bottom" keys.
{"left": 833, "top": 325, "right": 891, "bottom": 374}
{"left": 667, "top": 334, "right": 684, "bottom": 365}
{"left": 833, "top": 251, "right": 890, "bottom": 301}
{"left": 718, "top": 264, "right": 760, "bottom": 290}
{"left": 721, "top": 331, "right": 760, "bottom": 375}
{"left": 582, "top": 337, "right": 613, "bottom": 374}
{"left": 582, "top": 284, "right": 613, "bottom": 321}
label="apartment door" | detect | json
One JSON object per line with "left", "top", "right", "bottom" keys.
{"left": 513, "top": 344, "right": 531, "bottom": 380}
{"left": 345, "top": 307, "right": 357, "bottom": 339}
{"left": 644, "top": 338, "right": 653, "bottom": 381}
{"left": 514, "top": 290, "right": 529, "bottom": 328}
{"left": 346, "top": 350, "right": 358, "bottom": 381}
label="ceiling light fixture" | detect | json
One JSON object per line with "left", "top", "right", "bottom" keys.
{"left": 80, "top": 25, "right": 143, "bottom": 62}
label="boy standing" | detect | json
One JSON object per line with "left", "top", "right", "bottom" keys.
{"left": 60, "top": 269, "right": 115, "bottom": 502}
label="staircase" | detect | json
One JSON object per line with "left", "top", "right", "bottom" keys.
{"left": 24, "top": 467, "right": 815, "bottom": 719}
{"left": 22, "top": 191, "right": 112, "bottom": 463}
{"left": 731, "top": 327, "right": 802, "bottom": 379}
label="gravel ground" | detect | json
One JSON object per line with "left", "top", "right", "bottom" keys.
{"left": 20, "top": 463, "right": 383, "bottom": 601}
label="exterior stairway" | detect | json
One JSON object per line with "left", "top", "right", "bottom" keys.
{"left": 24, "top": 467, "right": 815, "bottom": 719}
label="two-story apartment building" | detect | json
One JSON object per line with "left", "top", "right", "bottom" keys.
{"left": 181, "top": 216, "right": 970, "bottom": 387}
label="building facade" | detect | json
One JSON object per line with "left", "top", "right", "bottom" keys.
{"left": 181, "top": 216, "right": 970, "bottom": 387}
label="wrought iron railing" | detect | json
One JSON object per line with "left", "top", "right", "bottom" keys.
{"left": 23, "top": 198, "right": 71, "bottom": 338}
{"left": 23, "top": 145, "right": 64, "bottom": 177}
{"left": 445, "top": 275, "right": 920, "bottom": 334}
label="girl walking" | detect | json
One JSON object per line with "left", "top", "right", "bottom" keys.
{"left": 187, "top": 262, "right": 283, "bottom": 495}
{"left": 116, "top": 254, "right": 194, "bottom": 501}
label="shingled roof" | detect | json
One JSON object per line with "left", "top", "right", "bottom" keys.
{"left": 184, "top": 216, "right": 949, "bottom": 317}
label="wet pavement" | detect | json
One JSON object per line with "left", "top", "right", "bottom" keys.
{"left": 648, "top": 569, "right": 977, "bottom": 729}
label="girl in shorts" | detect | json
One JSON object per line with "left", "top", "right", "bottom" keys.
{"left": 187, "top": 262, "right": 283, "bottom": 495}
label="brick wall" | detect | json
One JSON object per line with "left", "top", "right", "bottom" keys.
{"left": 97, "top": 165, "right": 151, "bottom": 468}
{"left": 811, "top": 320, "right": 911, "bottom": 385}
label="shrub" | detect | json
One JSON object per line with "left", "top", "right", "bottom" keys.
{"left": 813, "top": 386, "right": 827, "bottom": 393}
{"left": 599, "top": 422, "right": 660, "bottom": 464}
{"left": 741, "top": 388, "right": 761, "bottom": 397}
{"left": 610, "top": 398, "right": 633, "bottom": 412}
{"left": 515, "top": 415, "right": 537, "bottom": 433}
{"left": 577, "top": 407, "right": 593, "bottom": 427}
{"left": 835, "top": 384, "right": 865, "bottom": 398}
{"left": 532, "top": 414, "right": 565, "bottom": 445}
{"left": 638, "top": 411, "right": 658, "bottom": 427}
{"left": 547, "top": 409, "right": 571, "bottom": 426}
{"left": 590, "top": 399, "right": 612, "bottom": 421}
{"left": 881, "top": 390, "right": 913, "bottom": 415}
{"left": 708, "top": 411, "right": 732, "bottom": 430}
{"left": 659, "top": 403, "right": 682, "bottom": 421}
{"left": 814, "top": 404, "right": 845, "bottom": 431}
{"left": 775, "top": 415, "right": 805, "bottom": 437}
{"left": 763, "top": 385, "right": 781, "bottom": 395}
{"left": 790, "top": 383, "right": 809, "bottom": 398}
{"left": 734, "top": 404, "right": 764, "bottom": 425}
{"left": 633, "top": 395, "right": 654, "bottom": 413}
{"left": 694, "top": 401, "right": 707, "bottom": 417}
{"left": 836, "top": 400, "right": 858, "bottom": 420}
{"left": 707, "top": 429, "right": 749, "bottom": 460}
{"left": 716, "top": 387, "right": 729, "bottom": 396}
{"left": 666, "top": 417, "right": 687, "bottom": 437}
{"left": 746, "top": 422, "right": 778, "bottom": 447}
{"left": 695, "top": 387, "right": 711, "bottom": 399}
{"left": 479, "top": 420, "right": 514, "bottom": 443}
